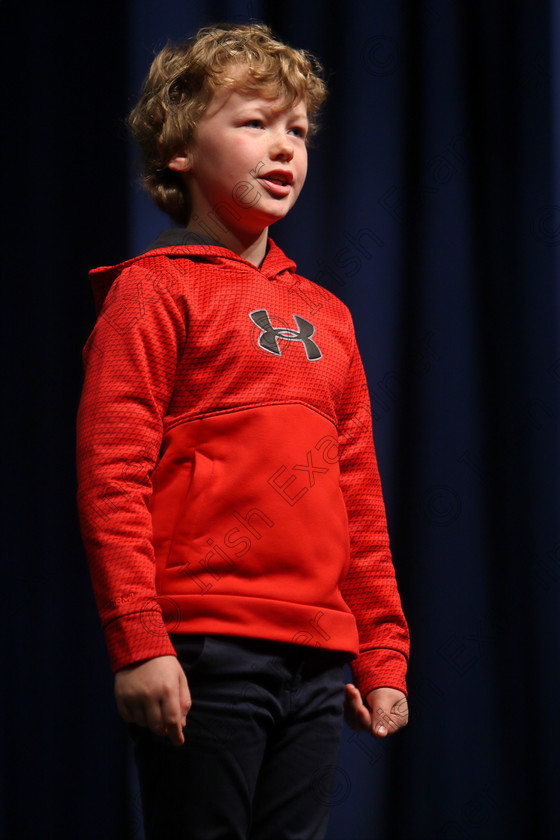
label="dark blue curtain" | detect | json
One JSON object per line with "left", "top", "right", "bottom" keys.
{"left": 4, "top": 1, "right": 559, "bottom": 838}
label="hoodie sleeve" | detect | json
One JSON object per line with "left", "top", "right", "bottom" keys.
{"left": 337, "top": 314, "right": 409, "bottom": 698}
{"left": 76, "top": 259, "right": 187, "bottom": 673}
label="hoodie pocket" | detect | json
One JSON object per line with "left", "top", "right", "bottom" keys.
{"left": 164, "top": 449, "right": 215, "bottom": 569}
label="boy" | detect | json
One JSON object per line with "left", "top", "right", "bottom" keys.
{"left": 77, "top": 22, "right": 409, "bottom": 840}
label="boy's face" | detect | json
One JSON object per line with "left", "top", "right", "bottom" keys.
{"left": 169, "top": 74, "right": 309, "bottom": 238}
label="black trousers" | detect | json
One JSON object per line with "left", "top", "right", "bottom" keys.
{"left": 129, "top": 634, "right": 348, "bottom": 840}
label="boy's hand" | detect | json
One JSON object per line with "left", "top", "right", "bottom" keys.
{"left": 344, "top": 683, "right": 408, "bottom": 738}
{"left": 114, "top": 655, "right": 190, "bottom": 746}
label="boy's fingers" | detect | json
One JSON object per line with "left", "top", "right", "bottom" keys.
{"left": 345, "top": 683, "right": 364, "bottom": 707}
{"left": 365, "top": 688, "right": 409, "bottom": 738}
{"left": 163, "top": 718, "right": 184, "bottom": 745}
{"left": 393, "top": 695, "right": 409, "bottom": 727}
{"left": 117, "top": 696, "right": 148, "bottom": 728}
{"left": 178, "top": 668, "right": 192, "bottom": 724}
{"left": 160, "top": 691, "right": 185, "bottom": 746}
{"left": 372, "top": 705, "right": 393, "bottom": 737}
{"left": 144, "top": 697, "right": 169, "bottom": 736}
{"left": 344, "top": 684, "right": 372, "bottom": 731}
{"left": 372, "top": 700, "right": 409, "bottom": 738}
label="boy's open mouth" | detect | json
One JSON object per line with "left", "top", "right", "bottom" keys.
{"left": 258, "top": 170, "right": 293, "bottom": 196}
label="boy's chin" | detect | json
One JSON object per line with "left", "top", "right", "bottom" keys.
{"left": 257, "top": 201, "right": 297, "bottom": 225}
{"left": 234, "top": 198, "right": 299, "bottom": 236}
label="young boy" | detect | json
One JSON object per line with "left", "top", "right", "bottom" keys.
{"left": 77, "top": 22, "right": 410, "bottom": 840}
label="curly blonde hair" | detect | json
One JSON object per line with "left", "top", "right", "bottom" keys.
{"left": 127, "top": 22, "right": 327, "bottom": 225}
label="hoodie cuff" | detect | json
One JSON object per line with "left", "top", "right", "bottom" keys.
{"left": 350, "top": 648, "right": 408, "bottom": 699}
{"left": 103, "top": 611, "right": 178, "bottom": 673}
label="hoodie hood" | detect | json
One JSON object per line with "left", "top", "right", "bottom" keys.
{"left": 89, "top": 230, "right": 298, "bottom": 314}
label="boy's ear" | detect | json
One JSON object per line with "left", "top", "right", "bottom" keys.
{"left": 168, "top": 149, "right": 193, "bottom": 173}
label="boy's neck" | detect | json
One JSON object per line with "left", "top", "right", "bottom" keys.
{"left": 186, "top": 220, "right": 269, "bottom": 268}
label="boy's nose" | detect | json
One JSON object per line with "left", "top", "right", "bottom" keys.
{"left": 269, "top": 135, "right": 294, "bottom": 161}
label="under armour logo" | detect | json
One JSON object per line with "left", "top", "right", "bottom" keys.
{"left": 249, "top": 309, "right": 322, "bottom": 361}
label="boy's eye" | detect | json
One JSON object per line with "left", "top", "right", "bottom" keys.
{"left": 289, "top": 126, "right": 307, "bottom": 139}
{"left": 245, "top": 119, "right": 264, "bottom": 128}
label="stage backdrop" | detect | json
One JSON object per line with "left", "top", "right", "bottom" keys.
{"left": 3, "top": 1, "right": 559, "bottom": 838}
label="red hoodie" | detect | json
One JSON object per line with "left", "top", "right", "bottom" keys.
{"left": 76, "top": 233, "right": 409, "bottom": 697}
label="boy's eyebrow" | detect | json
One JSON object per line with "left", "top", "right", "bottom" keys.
{"left": 236, "top": 100, "right": 309, "bottom": 120}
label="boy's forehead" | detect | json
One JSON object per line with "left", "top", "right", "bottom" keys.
{"left": 207, "top": 64, "right": 307, "bottom": 118}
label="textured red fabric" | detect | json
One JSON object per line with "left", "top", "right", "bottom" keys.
{"left": 76, "top": 238, "right": 409, "bottom": 697}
